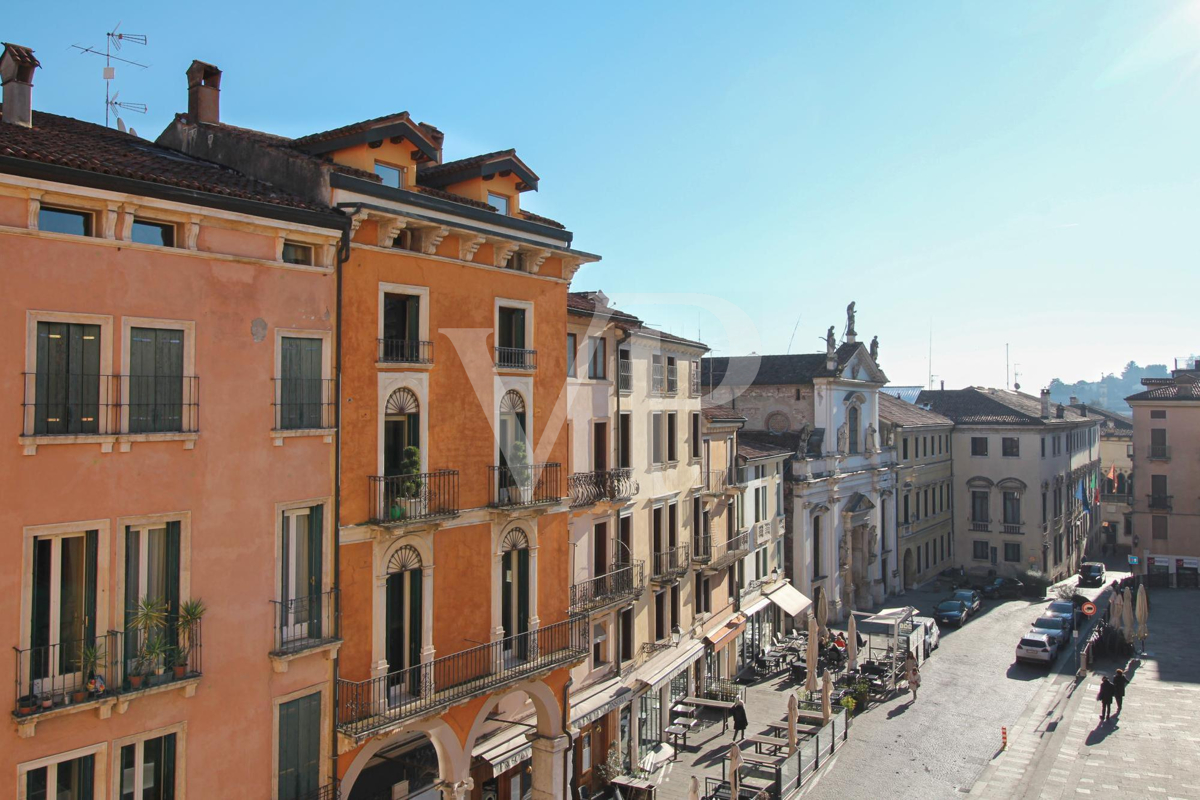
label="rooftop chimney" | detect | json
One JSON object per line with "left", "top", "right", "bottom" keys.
{"left": 1040, "top": 388, "right": 1051, "bottom": 419}
{"left": 1, "top": 43, "right": 40, "bottom": 128}
{"left": 1069, "top": 395, "right": 1079, "bottom": 406}
{"left": 186, "top": 60, "right": 221, "bottom": 125}
{"left": 940, "top": 380, "right": 945, "bottom": 390}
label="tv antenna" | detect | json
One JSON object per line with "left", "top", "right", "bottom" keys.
{"left": 70, "top": 23, "right": 149, "bottom": 128}
{"left": 1013, "top": 363, "right": 1021, "bottom": 392}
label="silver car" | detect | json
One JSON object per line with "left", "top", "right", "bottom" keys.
{"left": 1031, "top": 614, "right": 1071, "bottom": 646}
{"left": 1016, "top": 632, "right": 1058, "bottom": 665}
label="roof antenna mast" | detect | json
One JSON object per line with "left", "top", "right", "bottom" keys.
{"left": 70, "top": 23, "right": 149, "bottom": 129}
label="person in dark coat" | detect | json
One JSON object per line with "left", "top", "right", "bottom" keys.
{"left": 1112, "top": 669, "right": 1129, "bottom": 714}
{"left": 731, "top": 697, "right": 749, "bottom": 741}
{"left": 1097, "top": 676, "right": 1114, "bottom": 721}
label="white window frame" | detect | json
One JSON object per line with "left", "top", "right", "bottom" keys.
{"left": 376, "top": 282, "right": 431, "bottom": 369}
{"left": 272, "top": 328, "right": 334, "bottom": 444}
{"left": 17, "top": 742, "right": 107, "bottom": 800}
{"left": 115, "top": 511, "right": 193, "bottom": 633}
{"left": 493, "top": 297, "right": 534, "bottom": 367}
{"left": 110, "top": 721, "right": 187, "bottom": 800}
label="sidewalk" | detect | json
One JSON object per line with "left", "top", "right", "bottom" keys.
{"left": 970, "top": 589, "right": 1200, "bottom": 800}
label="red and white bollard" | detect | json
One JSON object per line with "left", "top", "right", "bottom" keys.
{"left": 1001, "top": 727, "right": 1008, "bottom": 750}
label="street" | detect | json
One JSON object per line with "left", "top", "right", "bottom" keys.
{"left": 798, "top": 572, "right": 1117, "bottom": 799}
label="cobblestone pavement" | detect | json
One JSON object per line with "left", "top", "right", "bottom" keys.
{"left": 799, "top": 574, "right": 1114, "bottom": 800}
{"left": 970, "top": 587, "right": 1200, "bottom": 800}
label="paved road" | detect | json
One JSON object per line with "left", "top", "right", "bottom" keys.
{"left": 800, "top": 573, "right": 1116, "bottom": 800}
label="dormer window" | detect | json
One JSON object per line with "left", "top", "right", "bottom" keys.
{"left": 281, "top": 241, "right": 314, "bottom": 266}
{"left": 39, "top": 206, "right": 93, "bottom": 237}
{"left": 488, "top": 192, "right": 510, "bottom": 215}
{"left": 132, "top": 219, "right": 176, "bottom": 247}
{"left": 374, "top": 162, "right": 405, "bottom": 189}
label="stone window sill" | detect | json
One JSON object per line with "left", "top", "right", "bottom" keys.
{"left": 269, "top": 638, "right": 342, "bottom": 673}
{"left": 19, "top": 432, "right": 199, "bottom": 456}
{"left": 271, "top": 428, "right": 336, "bottom": 446}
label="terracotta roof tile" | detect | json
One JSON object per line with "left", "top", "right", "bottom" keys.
{"left": 702, "top": 344, "right": 860, "bottom": 387}
{"left": 737, "top": 432, "right": 795, "bottom": 460}
{"left": 186, "top": 119, "right": 381, "bottom": 182}
{"left": 418, "top": 149, "right": 516, "bottom": 182}
{"left": 0, "top": 108, "right": 332, "bottom": 213}
{"left": 292, "top": 111, "right": 416, "bottom": 146}
{"left": 519, "top": 209, "right": 565, "bottom": 229}
{"left": 702, "top": 405, "right": 747, "bottom": 423}
{"left": 878, "top": 392, "right": 953, "bottom": 428}
{"left": 1125, "top": 375, "right": 1200, "bottom": 402}
{"left": 414, "top": 184, "right": 495, "bottom": 210}
{"left": 567, "top": 292, "right": 642, "bottom": 324}
{"left": 917, "top": 388, "right": 1092, "bottom": 426}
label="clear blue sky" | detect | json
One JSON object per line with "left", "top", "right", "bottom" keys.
{"left": 8, "top": 1, "right": 1198, "bottom": 392}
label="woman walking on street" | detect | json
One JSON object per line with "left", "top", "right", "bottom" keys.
{"left": 1112, "top": 668, "right": 1129, "bottom": 715}
{"left": 731, "top": 697, "right": 748, "bottom": 741}
{"left": 1098, "top": 676, "right": 1115, "bottom": 721}
{"left": 906, "top": 656, "right": 921, "bottom": 703}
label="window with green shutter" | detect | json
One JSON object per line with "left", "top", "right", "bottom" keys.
{"left": 35, "top": 321, "right": 101, "bottom": 434}
{"left": 278, "top": 693, "right": 321, "bottom": 800}
{"left": 279, "top": 337, "right": 324, "bottom": 430}
{"left": 129, "top": 327, "right": 185, "bottom": 433}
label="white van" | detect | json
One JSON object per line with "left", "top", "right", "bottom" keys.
{"left": 911, "top": 616, "right": 940, "bottom": 660}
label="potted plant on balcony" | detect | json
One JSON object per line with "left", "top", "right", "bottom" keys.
{"left": 391, "top": 446, "right": 423, "bottom": 520}
{"left": 173, "top": 598, "right": 206, "bottom": 679}
{"left": 510, "top": 440, "right": 533, "bottom": 504}
{"left": 73, "top": 643, "right": 103, "bottom": 703}
{"left": 142, "top": 634, "right": 172, "bottom": 686}
{"left": 128, "top": 596, "right": 167, "bottom": 690}
{"left": 17, "top": 693, "right": 37, "bottom": 716}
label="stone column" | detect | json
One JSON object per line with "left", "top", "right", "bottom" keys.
{"left": 491, "top": 550, "right": 505, "bottom": 642}
{"left": 441, "top": 778, "right": 473, "bottom": 800}
{"left": 421, "top": 565, "right": 436, "bottom": 665}
{"left": 530, "top": 733, "right": 570, "bottom": 800}
{"left": 529, "top": 544, "right": 541, "bottom": 631}
{"left": 372, "top": 571, "right": 390, "bottom": 678}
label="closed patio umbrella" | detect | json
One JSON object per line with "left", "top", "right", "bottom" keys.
{"left": 787, "top": 693, "right": 799, "bottom": 753}
{"left": 821, "top": 669, "right": 833, "bottom": 723}
{"left": 816, "top": 589, "right": 829, "bottom": 640}
{"left": 847, "top": 614, "right": 859, "bottom": 672}
{"left": 728, "top": 743, "right": 743, "bottom": 800}
{"left": 689, "top": 775, "right": 700, "bottom": 800}
{"left": 1121, "top": 587, "right": 1135, "bottom": 644}
{"left": 1109, "top": 592, "right": 1124, "bottom": 639}
{"left": 806, "top": 616, "right": 819, "bottom": 695}
{"left": 1135, "top": 585, "right": 1149, "bottom": 651}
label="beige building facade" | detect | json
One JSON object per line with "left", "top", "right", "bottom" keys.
{"left": 1072, "top": 403, "right": 1134, "bottom": 558}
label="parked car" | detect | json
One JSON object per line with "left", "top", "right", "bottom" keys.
{"left": 1031, "top": 614, "right": 1072, "bottom": 646}
{"left": 979, "top": 577, "right": 1024, "bottom": 599}
{"left": 949, "top": 589, "right": 982, "bottom": 615}
{"left": 1046, "top": 600, "right": 1080, "bottom": 624}
{"left": 913, "top": 615, "right": 941, "bottom": 656}
{"left": 934, "top": 600, "right": 969, "bottom": 627}
{"left": 1078, "top": 562, "right": 1106, "bottom": 587}
{"left": 1015, "top": 632, "right": 1059, "bottom": 665}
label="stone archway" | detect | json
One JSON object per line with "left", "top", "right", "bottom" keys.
{"left": 341, "top": 719, "right": 467, "bottom": 800}
{"left": 903, "top": 548, "right": 915, "bottom": 590}
{"left": 464, "top": 680, "right": 567, "bottom": 800}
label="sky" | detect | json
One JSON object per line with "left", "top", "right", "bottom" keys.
{"left": 7, "top": 1, "right": 1199, "bottom": 392}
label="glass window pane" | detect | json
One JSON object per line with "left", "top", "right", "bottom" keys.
{"left": 121, "top": 743, "right": 137, "bottom": 799}
{"left": 39, "top": 207, "right": 92, "bottom": 236}
{"left": 487, "top": 192, "right": 509, "bottom": 215}
{"left": 281, "top": 242, "right": 313, "bottom": 265}
{"left": 374, "top": 163, "right": 403, "bottom": 188}
{"left": 26, "top": 766, "right": 48, "bottom": 800}
{"left": 131, "top": 221, "right": 175, "bottom": 247}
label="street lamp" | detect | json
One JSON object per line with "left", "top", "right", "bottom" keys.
{"left": 671, "top": 625, "right": 682, "bottom": 647}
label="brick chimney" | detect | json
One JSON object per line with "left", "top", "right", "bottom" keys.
{"left": 1, "top": 43, "right": 40, "bottom": 128}
{"left": 1040, "top": 388, "right": 1051, "bottom": 418}
{"left": 186, "top": 60, "right": 221, "bottom": 124}
{"left": 1069, "top": 395, "right": 1079, "bottom": 406}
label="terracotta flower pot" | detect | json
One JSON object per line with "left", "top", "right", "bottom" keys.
{"left": 73, "top": 689, "right": 88, "bottom": 703}
{"left": 173, "top": 665, "right": 187, "bottom": 679}
{"left": 129, "top": 675, "right": 144, "bottom": 689}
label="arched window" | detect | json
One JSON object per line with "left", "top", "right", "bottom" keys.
{"left": 500, "top": 528, "right": 531, "bottom": 659}
{"left": 1115, "top": 472, "right": 1127, "bottom": 495}
{"left": 848, "top": 406, "right": 860, "bottom": 454}
{"left": 385, "top": 544, "right": 424, "bottom": 693}
{"left": 498, "top": 390, "right": 528, "bottom": 472}
{"left": 385, "top": 389, "right": 420, "bottom": 476}
{"left": 811, "top": 514, "right": 822, "bottom": 580}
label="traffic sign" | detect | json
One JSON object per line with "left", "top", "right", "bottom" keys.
{"left": 1081, "top": 602, "right": 1097, "bottom": 616}
{"left": 1128, "top": 555, "right": 1139, "bottom": 565}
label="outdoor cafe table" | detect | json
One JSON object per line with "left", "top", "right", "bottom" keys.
{"left": 676, "top": 696, "right": 735, "bottom": 732}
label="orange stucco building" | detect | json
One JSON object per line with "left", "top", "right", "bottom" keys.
{"left": 2, "top": 45, "right": 344, "bottom": 800}
{"left": 157, "top": 60, "right": 600, "bottom": 799}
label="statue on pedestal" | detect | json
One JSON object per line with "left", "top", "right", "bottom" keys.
{"left": 826, "top": 326, "right": 836, "bottom": 358}
{"left": 846, "top": 302, "right": 857, "bottom": 338}
{"left": 868, "top": 525, "right": 879, "bottom": 563}
{"left": 864, "top": 423, "right": 878, "bottom": 454}
{"left": 869, "top": 335, "right": 879, "bottom": 362}
{"left": 836, "top": 422, "right": 849, "bottom": 455}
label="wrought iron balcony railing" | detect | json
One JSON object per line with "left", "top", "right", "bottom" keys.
{"left": 700, "top": 470, "right": 729, "bottom": 494}
{"left": 569, "top": 562, "right": 645, "bottom": 614}
{"left": 335, "top": 617, "right": 586, "bottom": 739}
{"left": 618, "top": 360, "right": 633, "bottom": 393}
{"left": 665, "top": 364, "right": 678, "bottom": 395}
{"left": 1147, "top": 494, "right": 1173, "bottom": 510}
{"left": 705, "top": 530, "right": 750, "bottom": 572}
{"left": 1148, "top": 445, "right": 1170, "bottom": 461}
{"left": 489, "top": 463, "right": 562, "bottom": 508}
{"left": 378, "top": 338, "right": 434, "bottom": 365}
{"left": 369, "top": 471, "right": 460, "bottom": 524}
{"left": 651, "top": 364, "right": 666, "bottom": 394}
{"left": 494, "top": 347, "right": 537, "bottom": 371}
{"left": 21, "top": 373, "right": 200, "bottom": 436}
{"left": 273, "top": 378, "right": 336, "bottom": 431}
{"left": 568, "top": 468, "right": 637, "bottom": 507}
{"left": 651, "top": 544, "right": 690, "bottom": 582}
{"left": 271, "top": 589, "right": 341, "bottom": 657}
{"left": 969, "top": 521, "right": 990, "bottom": 532}
{"left": 1100, "top": 493, "right": 1132, "bottom": 505}
{"left": 294, "top": 783, "right": 340, "bottom": 800}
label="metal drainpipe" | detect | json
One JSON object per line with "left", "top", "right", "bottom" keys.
{"left": 613, "top": 326, "right": 632, "bottom": 680}
{"left": 562, "top": 676, "right": 574, "bottom": 800}
{"left": 331, "top": 208, "right": 356, "bottom": 791}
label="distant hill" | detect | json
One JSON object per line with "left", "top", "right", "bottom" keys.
{"left": 1047, "top": 361, "right": 1170, "bottom": 413}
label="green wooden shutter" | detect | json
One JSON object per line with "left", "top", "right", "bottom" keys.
{"left": 125, "top": 526, "right": 139, "bottom": 653}
{"left": 517, "top": 548, "right": 530, "bottom": 660}
{"left": 307, "top": 506, "right": 323, "bottom": 640}
{"left": 407, "top": 412, "right": 420, "bottom": 451}
{"left": 129, "top": 327, "right": 153, "bottom": 432}
{"left": 166, "top": 521, "right": 181, "bottom": 649}
{"left": 161, "top": 733, "right": 177, "bottom": 800}
{"left": 501, "top": 551, "right": 513, "bottom": 639}
{"left": 406, "top": 295, "right": 420, "bottom": 343}
{"left": 30, "top": 538, "right": 51, "bottom": 684}
{"left": 278, "top": 693, "right": 320, "bottom": 800}
{"left": 71, "top": 323, "right": 101, "bottom": 434}
{"left": 408, "top": 567, "right": 422, "bottom": 693}
{"left": 77, "top": 754, "right": 95, "bottom": 800}
{"left": 512, "top": 309, "right": 526, "bottom": 350}
{"left": 385, "top": 575, "right": 404, "bottom": 671}
{"left": 84, "top": 530, "right": 98, "bottom": 645}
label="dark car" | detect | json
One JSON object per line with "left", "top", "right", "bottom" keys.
{"left": 934, "top": 600, "right": 969, "bottom": 627}
{"left": 1078, "top": 562, "right": 1106, "bottom": 587}
{"left": 949, "top": 589, "right": 982, "bottom": 615}
{"left": 937, "top": 567, "right": 969, "bottom": 588}
{"left": 980, "top": 577, "right": 1024, "bottom": 599}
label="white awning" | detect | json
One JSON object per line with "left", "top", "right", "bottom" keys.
{"left": 474, "top": 724, "right": 532, "bottom": 775}
{"left": 743, "top": 595, "right": 772, "bottom": 617}
{"left": 764, "top": 582, "right": 812, "bottom": 618}
{"left": 634, "top": 640, "right": 705, "bottom": 692}
{"left": 571, "top": 678, "right": 634, "bottom": 728}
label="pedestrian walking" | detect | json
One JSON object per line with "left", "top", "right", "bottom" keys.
{"left": 731, "top": 697, "right": 748, "bottom": 742}
{"left": 1097, "top": 675, "right": 1114, "bottom": 721}
{"left": 1112, "top": 668, "right": 1128, "bottom": 714}
{"left": 906, "top": 658, "right": 921, "bottom": 703}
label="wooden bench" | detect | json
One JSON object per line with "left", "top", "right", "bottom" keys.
{"left": 739, "top": 751, "right": 784, "bottom": 766}
{"left": 744, "top": 733, "right": 790, "bottom": 754}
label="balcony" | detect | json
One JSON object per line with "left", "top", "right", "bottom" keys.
{"left": 1147, "top": 494, "right": 1173, "bottom": 510}
{"left": 618, "top": 359, "right": 632, "bottom": 393}
{"left": 273, "top": 378, "right": 336, "bottom": 431}
{"left": 569, "top": 562, "right": 645, "bottom": 614}
{"left": 568, "top": 468, "right": 637, "bottom": 507}
{"left": 651, "top": 364, "right": 666, "bottom": 394}
{"left": 651, "top": 544, "right": 690, "bottom": 582}
{"left": 270, "top": 589, "right": 341, "bottom": 667}
{"left": 1148, "top": 445, "right": 1171, "bottom": 461}
{"left": 703, "top": 530, "right": 751, "bottom": 573}
{"left": 1100, "top": 493, "right": 1132, "bottom": 505}
{"left": 969, "top": 521, "right": 990, "bottom": 533}
{"left": 369, "top": 471, "right": 460, "bottom": 525}
{"left": 378, "top": 338, "right": 434, "bottom": 365}
{"left": 14, "top": 619, "right": 203, "bottom": 736}
{"left": 335, "top": 617, "right": 586, "bottom": 740}
{"left": 295, "top": 784, "right": 340, "bottom": 800}
{"left": 692, "top": 533, "right": 713, "bottom": 563}
{"left": 690, "top": 369, "right": 701, "bottom": 397}
{"left": 21, "top": 373, "right": 200, "bottom": 439}
{"left": 1001, "top": 523, "right": 1024, "bottom": 535}
{"left": 488, "top": 463, "right": 563, "bottom": 508}
{"left": 494, "top": 347, "right": 537, "bottom": 371}
{"left": 699, "top": 470, "right": 729, "bottom": 495}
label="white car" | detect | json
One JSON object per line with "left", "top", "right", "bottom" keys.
{"left": 912, "top": 616, "right": 940, "bottom": 657}
{"left": 1016, "top": 632, "right": 1059, "bottom": 665}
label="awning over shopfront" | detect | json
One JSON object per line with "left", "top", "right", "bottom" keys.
{"left": 743, "top": 595, "right": 772, "bottom": 617}
{"left": 634, "top": 640, "right": 705, "bottom": 692}
{"left": 475, "top": 723, "right": 533, "bottom": 775}
{"left": 763, "top": 582, "right": 812, "bottom": 618}
{"left": 571, "top": 677, "right": 635, "bottom": 728}
{"left": 704, "top": 616, "right": 747, "bottom": 651}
